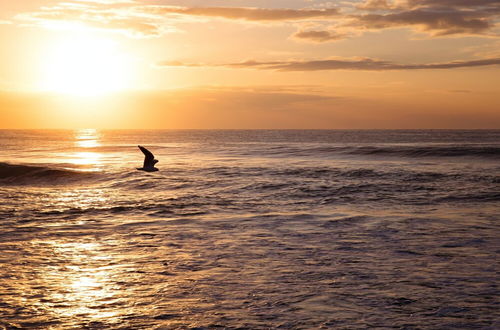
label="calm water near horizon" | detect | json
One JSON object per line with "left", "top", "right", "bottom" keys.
{"left": 0, "top": 129, "right": 499, "bottom": 328}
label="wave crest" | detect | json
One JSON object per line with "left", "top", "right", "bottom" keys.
{"left": 346, "top": 146, "right": 500, "bottom": 159}
{"left": 0, "top": 162, "right": 98, "bottom": 185}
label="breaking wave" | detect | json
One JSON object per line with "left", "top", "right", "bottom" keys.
{"left": 0, "top": 162, "right": 99, "bottom": 185}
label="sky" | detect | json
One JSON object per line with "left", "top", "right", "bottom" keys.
{"left": 0, "top": 0, "right": 499, "bottom": 129}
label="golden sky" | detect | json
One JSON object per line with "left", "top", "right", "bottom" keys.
{"left": 1, "top": 0, "right": 499, "bottom": 128}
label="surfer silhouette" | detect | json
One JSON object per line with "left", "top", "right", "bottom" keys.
{"left": 137, "top": 145, "right": 159, "bottom": 172}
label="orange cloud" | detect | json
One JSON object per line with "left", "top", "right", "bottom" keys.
{"left": 141, "top": 6, "right": 341, "bottom": 22}
{"left": 14, "top": 1, "right": 498, "bottom": 40}
{"left": 73, "top": 0, "right": 136, "bottom": 3}
{"left": 353, "top": 0, "right": 500, "bottom": 36}
{"left": 358, "top": 0, "right": 500, "bottom": 10}
{"left": 15, "top": 2, "right": 342, "bottom": 38}
{"left": 357, "top": 0, "right": 394, "bottom": 11}
{"left": 291, "top": 29, "right": 348, "bottom": 43}
{"left": 15, "top": 2, "right": 168, "bottom": 38}
{"left": 351, "top": 9, "right": 495, "bottom": 36}
{"left": 158, "top": 57, "right": 500, "bottom": 71}
{"left": 406, "top": 0, "right": 500, "bottom": 9}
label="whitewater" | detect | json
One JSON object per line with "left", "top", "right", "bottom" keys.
{"left": 0, "top": 129, "right": 498, "bottom": 329}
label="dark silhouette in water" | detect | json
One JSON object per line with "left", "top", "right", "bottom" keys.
{"left": 137, "top": 145, "right": 159, "bottom": 172}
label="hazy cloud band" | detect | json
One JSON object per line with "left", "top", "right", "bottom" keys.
{"left": 158, "top": 57, "right": 500, "bottom": 71}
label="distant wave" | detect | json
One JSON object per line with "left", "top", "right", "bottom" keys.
{"left": 254, "top": 145, "right": 500, "bottom": 159}
{"left": 0, "top": 162, "right": 98, "bottom": 185}
{"left": 343, "top": 146, "right": 500, "bottom": 159}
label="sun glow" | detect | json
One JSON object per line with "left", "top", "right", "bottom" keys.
{"left": 39, "top": 35, "right": 134, "bottom": 96}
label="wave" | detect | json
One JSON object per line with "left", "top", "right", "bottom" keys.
{"left": 0, "top": 162, "right": 99, "bottom": 185}
{"left": 437, "top": 191, "right": 500, "bottom": 203}
{"left": 252, "top": 145, "right": 500, "bottom": 160}
{"left": 343, "top": 145, "right": 500, "bottom": 159}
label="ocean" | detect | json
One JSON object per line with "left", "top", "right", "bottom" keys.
{"left": 0, "top": 129, "right": 498, "bottom": 329}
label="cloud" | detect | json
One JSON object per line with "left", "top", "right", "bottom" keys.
{"left": 351, "top": 9, "right": 495, "bottom": 36}
{"left": 158, "top": 57, "right": 500, "bottom": 71}
{"left": 15, "top": 3, "right": 167, "bottom": 38}
{"left": 12, "top": 0, "right": 499, "bottom": 40}
{"left": 139, "top": 6, "right": 341, "bottom": 22}
{"left": 73, "top": 0, "right": 136, "bottom": 3}
{"left": 406, "top": 0, "right": 500, "bottom": 9}
{"left": 291, "top": 29, "right": 347, "bottom": 42}
{"left": 357, "top": 0, "right": 500, "bottom": 10}
{"left": 357, "top": 0, "right": 394, "bottom": 11}
{"left": 352, "top": 0, "right": 500, "bottom": 36}
{"left": 15, "top": 2, "right": 341, "bottom": 38}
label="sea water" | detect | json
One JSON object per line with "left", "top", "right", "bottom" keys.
{"left": 0, "top": 129, "right": 498, "bottom": 328}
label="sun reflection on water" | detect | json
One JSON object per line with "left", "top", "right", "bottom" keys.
{"left": 75, "top": 128, "right": 101, "bottom": 148}
{"left": 69, "top": 129, "right": 104, "bottom": 170}
{"left": 36, "top": 241, "right": 120, "bottom": 321}
{"left": 50, "top": 189, "right": 109, "bottom": 212}
{"left": 70, "top": 151, "right": 102, "bottom": 166}
{"left": 77, "top": 139, "right": 100, "bottom": 148}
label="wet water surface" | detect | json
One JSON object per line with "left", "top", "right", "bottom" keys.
{"left": 0, "top": 130, "right": 499, "bottom": 328}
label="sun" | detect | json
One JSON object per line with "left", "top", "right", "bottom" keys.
{"left": 39, "top": 35, "right": 134, "bottom": 96}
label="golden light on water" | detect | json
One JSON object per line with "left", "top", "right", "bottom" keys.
{"left": 54, "top": 145, "right": 104, "bottom": 171}
{"left": 70, "top": 151, "right": 102, "bottom": 167}
{"left": 77, "top": 139, "right": 100, "bottom": 148}
{"left": 34, "top": 241, "right": 120, "bottom": 321}
{"left": 76, "top": 129, "right": 101, "bottom": 148}
{"left": 70, "top": 129, "right": 103, "bottom": 169}
{"left": 31, "top": 170, "right": 118, "bottom": 324}
{"left": 51, "top": 189, "right": 108, "bottom": 211}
